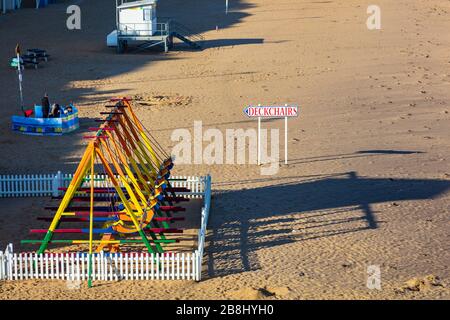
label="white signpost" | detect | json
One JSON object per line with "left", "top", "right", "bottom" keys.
{"left": 244, "top": 104, "right": 299, "bottom": 165}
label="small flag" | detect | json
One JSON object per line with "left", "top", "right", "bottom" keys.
{"left": 15, "top": 44, "right": 21, "bottom": 55}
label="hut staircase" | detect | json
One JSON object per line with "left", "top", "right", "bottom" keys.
{"left": 169, "top": 21, "right": 204, "bottom": 50}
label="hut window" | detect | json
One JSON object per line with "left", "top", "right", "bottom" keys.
{"left": 143, "top": 8, "right": 151, "bottom": 21}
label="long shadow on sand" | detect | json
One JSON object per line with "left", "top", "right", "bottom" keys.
{"left": 285, "top": 149, "right": 425, "bottom": 166}
{"left": 197, "top": 38, "right": 264, "bottom": 49}
{"left": 205, "top": 171, "right": 450, "bottom": 278}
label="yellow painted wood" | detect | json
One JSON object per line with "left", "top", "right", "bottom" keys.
{"left": 49, "top": 143, "right": 94, "bottom": 231}
{"left": 95, "top": 148, "right": 146, "bottom": 232}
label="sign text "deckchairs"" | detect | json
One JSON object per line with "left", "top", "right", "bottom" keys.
{"left": 244, "top": 105, "right": 298, "bottom": 118}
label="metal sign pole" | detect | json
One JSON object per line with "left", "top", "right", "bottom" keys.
{"left": 257, "top": 103, "right": 261, "bottom": 165}
{"left": 257, "top": 116, "right": 261, "bottom": 165}
{"left": 285, "top": 116, "right": 288, "bottom": 164}
{"left": 225, "top": 0, "right": 229, "bottom": 15}
{"left": 284, "top": 104, "right": 288, "bottom": 164}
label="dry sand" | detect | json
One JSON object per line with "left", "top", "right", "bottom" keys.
{"left": 0, "top": 0, "right": 449, "bottom": 299}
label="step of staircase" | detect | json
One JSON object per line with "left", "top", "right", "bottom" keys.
{"left": 171, "top": 32, "right": 202, "bottom": 49}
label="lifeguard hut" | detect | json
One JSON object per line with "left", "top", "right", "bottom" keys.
{"left": 107, "top": 0, "right": 203, "bottom": 53}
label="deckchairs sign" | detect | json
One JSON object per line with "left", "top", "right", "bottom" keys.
{"left": 243, "top": 104, "right": 300, "bottom": 166}
{"left": 243, "top": 105, "right": 298, "bottom": 118}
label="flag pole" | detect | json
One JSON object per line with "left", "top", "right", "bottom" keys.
{"left": 15, "top": 44, "right": 24, "bottom": 110}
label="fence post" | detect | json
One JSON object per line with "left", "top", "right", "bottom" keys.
{"left": 0, "top": 251, "right": 3, "bottom": 280}
{"left": 57, "top": 171, "right": 62, "bottom": 194}
{"left": 52, "top": 171, "right": 61, "bottom": 197}
{"left": 195, "top": 250, "right": 202, "bottom": 281}
{"left": 6, "top": 243, "right": 13, "bottom": 280}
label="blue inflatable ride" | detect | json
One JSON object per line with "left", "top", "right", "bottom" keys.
{"left": 11, "top": 104, "right": 79, "bottom": 136}
{"left": 10, "top": 45, "right": 79, "bottom": 136}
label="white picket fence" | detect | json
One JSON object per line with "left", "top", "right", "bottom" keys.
{"left": 0, "top": 173, "right": 55, "bottom": 197}
{"left": 0, "top": 245, "right": 200, "bottom": 281}
{"left": 0, "top": 172, "right": 206, "bottom": 198}
{"left": 0, "top": 174, "right": 212, "bottom": 282}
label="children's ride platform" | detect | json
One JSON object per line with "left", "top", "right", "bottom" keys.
{"left": 21, "top": 97, "right": 195, "bottom": 286}
{"left": 11, "top": 104, "right": 79, "bottom": 136}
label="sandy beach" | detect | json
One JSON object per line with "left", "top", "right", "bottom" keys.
{"left": 0, "top": 0, "right": 449, "bottom": 299}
